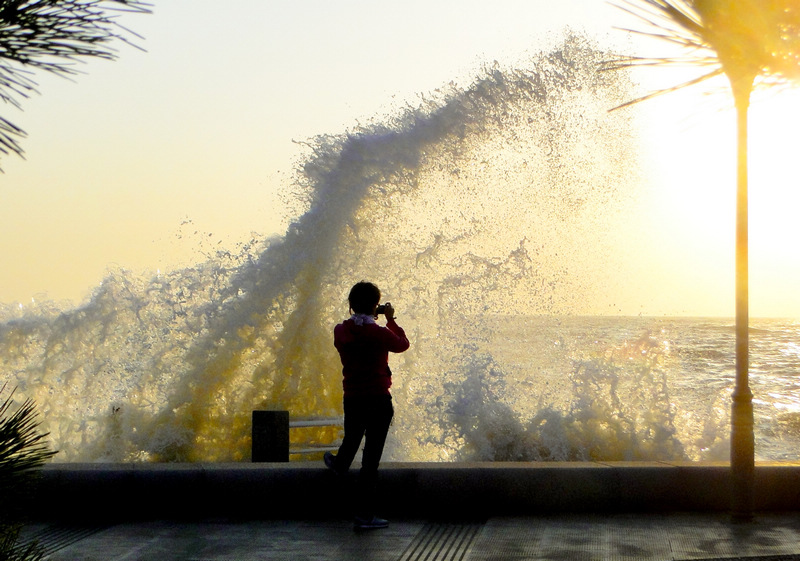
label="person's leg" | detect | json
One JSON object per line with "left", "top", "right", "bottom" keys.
{"left": 333, "top": 397, "right": 367, "bottom": 473}
{"left": 356, "top": 395, "right": 394, "bottom": 518}
{"left": 360, "top": 396, "right": 394, "bottom": 475}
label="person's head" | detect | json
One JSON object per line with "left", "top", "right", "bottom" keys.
{"left": 348, "top": 281, "right": 381, "bottom": 315}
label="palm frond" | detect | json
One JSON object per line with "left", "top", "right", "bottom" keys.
{"left": 0, "top": 0, "right": 151, "bottom": 164}
{"left": 0, "top": 385, "right": 54, "bottom": 561}
{"left": 0, "top": 523, "right": 44, "bottom": 561}
{"left": 603, "top": 52, "right": 718, "bottom": 72}
{"left": 0, "top": 114, "right": 25, "bottom": 157}
{"left": 0, "top": 385, "right": 57, "bottom": 516}
{"left": 617, "top": 0, "right": 705, "bottom": 40}
{"left": 609, "top": 0, "right": 800, "bottom": 108}
{"left": 609, "top": 67, "right": 724, "bottom": 110}
{"left": 607, "top": 0, "right": 717, "bottom": 107}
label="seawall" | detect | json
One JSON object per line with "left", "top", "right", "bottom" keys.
{"left": 35, "top": 461, "right": 800, "bottom": 522}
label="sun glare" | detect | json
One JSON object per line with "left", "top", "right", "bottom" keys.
{"left": 748, "top": 90, "right": 800, "bottom": 317}
{"left": 749, "top": 90, "right": 800, "bottom": 250}
{"left": 630, "top": 77, "right": 800, "bottom": 317}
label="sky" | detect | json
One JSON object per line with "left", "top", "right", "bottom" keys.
{"left": 1, "top": 0, "right": 799, "bottom": 317}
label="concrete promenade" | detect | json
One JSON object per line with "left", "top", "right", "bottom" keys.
{"left": 21, "top": 461, "right": 800, "bottom": 560}
{"left": 18, "top": 512, "right": 800, "bottom": 560}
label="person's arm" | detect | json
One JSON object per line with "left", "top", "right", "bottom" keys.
{"left": 380, "top": 303, "right": 409, "bottom": 352}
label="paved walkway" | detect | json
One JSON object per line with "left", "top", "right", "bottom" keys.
{"left": 20, "top": 512, "right": 800, "bottom": 561}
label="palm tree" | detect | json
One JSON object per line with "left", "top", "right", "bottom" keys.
{"left": 608, "top": 0, "right": 800, "bottom": 516}
{"left": 0, "top": 0, "right": 150, "bottom": 165}
{"left": 0, "top": 385, "right": 56, "bottom": 560}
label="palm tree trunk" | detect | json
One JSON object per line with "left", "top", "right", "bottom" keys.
{"left": 730, "top": 72, "right": 755, "bottom": 518}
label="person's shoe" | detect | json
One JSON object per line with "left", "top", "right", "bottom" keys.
{"left": 324, "top": 451, "right": 338, "bottom": 473}
{"left": 353, "top": 516, "right": 389, "bottom": 530}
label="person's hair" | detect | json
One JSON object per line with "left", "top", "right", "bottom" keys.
{"left": 348, "top": 281, "right": 381, "bottom": 315}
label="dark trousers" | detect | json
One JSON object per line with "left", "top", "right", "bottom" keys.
{"left": 333, "top": 394, "right": 394, "bottom": 517}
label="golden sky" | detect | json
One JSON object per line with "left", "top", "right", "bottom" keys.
{"left": 1, "top": 0, "right": 798, "bottom": 317}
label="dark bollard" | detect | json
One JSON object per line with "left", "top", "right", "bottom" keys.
{"left": 252, "top": 410, "right": 290, "bottom": 462}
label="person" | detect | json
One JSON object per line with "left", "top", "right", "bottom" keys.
{"left": 324, "top": 281, "right": 410, "bottom": 530}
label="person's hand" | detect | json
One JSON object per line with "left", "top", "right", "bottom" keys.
{"left": 383, "top": 302, "right": 395, "bottom": 320}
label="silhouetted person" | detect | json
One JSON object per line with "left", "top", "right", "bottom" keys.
{"left": 324, "top": 281, "right": 410, "bottom": 530}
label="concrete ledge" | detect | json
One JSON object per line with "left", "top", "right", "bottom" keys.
{"left": 33, "top": 461, "right": 800, "bottom": 522}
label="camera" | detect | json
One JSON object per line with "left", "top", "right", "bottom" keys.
{"left": 375, "top": 304, "right": 387, "bottom": 315}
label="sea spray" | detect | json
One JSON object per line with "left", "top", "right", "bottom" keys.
{"left": 434, "top": 318, "right": 688, "bottom": 462}
{"left": 0, "top": 33, "right": 662, "bottom": 462}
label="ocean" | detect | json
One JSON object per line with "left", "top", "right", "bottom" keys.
{"left": 1, "top": 34, "right": 798, "bottom": 464}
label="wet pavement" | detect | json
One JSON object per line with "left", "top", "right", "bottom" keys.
{"left": 20, "top": 511, "right": 800, "bottom": 561}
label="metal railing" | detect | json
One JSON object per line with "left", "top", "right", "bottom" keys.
{"left": 251, "top": 410, "right": 342, "bottom": 462}
{"left": 289, "top": 417, "right": 343, "bottom": 456}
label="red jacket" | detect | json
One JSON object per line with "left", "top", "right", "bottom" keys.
{"left": 334, "top": 317, "right": 410, "bottom": 397}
